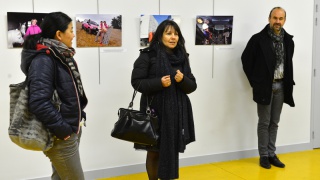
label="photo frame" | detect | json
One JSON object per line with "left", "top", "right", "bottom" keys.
{"left": 7, "top": 12, "right": 48, "bottom": 48}
{"left": 195, "top": 16, "right": 233, "bottom": 45}
{"left": 76, "top": 14, "right": 122, "bottom": 47}
{"left": 140, "top": 15, "right": 181, "bottom": 47}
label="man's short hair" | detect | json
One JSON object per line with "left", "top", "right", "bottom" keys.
{"left": 269, "top": 7, "right": 286, "bottom": 19}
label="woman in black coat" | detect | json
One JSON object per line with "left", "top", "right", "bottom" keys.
{"left": 21, "top": 12, "right": 88, "bottom": 179}
{"left": 131, "top": 20, "right": 197, "bottom": 180}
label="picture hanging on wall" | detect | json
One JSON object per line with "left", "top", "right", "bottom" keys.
{"left": 76, "top": 14, "right": 122, "bottom": 47}
{"left": 7, "top": 12, "right": 48, "bottom": 49}
{"left": 140, "top": 15, "right": 181, "bottom": 47}
{"left": 195, "top": 16, "right": 233, "bottom": 45}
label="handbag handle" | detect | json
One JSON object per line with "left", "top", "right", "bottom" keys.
{"left": 128, "top": 83, "right": 141, "bottom": 109}
{"left": 128, "top": 82, "right": 154, "bottom": 115}
{"left": 145, "top": 95, "right": 154, "bottom": 115}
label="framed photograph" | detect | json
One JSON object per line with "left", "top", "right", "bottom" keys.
{"left": 195, "top": 16, "right": 233, "bottom": 45}
{"left": 140, "top": 15, "right": 181, "bottom": 47}
{"left": 76, "top": 14, "right": 122, "bottom": 47}
{"left": 7, "top": 12, "right": 48, "bottom": 48}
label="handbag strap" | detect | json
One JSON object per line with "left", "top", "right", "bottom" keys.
{"left": 128, "top": 82, "right": 154, "bottom": 114}
{"left": 128, "top": 82, "right": 141, "bottom": 109}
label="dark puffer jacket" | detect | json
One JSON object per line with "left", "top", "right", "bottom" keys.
{"left": 20, "top": 45, "right": 88, "bottom": 140}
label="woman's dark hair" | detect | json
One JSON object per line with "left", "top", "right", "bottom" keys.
{"left": 23, "top": 12, "right": 72, "bottom": 50}
{"left": 149, "top": 20, "right": 187, "bottom": 54}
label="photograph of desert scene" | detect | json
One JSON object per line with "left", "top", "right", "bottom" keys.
{"left": 76, "top": 14, "right": 122, "bottom": 47}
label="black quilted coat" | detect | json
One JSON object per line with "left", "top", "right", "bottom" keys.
{"left": 20, "top": 46, "right": 88, "bottom": 140}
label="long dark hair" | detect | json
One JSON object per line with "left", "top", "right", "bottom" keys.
{"left": 23, "top": 12, "right": 72, "bottom": 50}
{"left": 149, "top": 20, "right": 187, "bottom": 55}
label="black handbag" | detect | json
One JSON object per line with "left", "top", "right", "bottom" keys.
{"left": 111, "top": 87, "right": 159, "bottom": 146}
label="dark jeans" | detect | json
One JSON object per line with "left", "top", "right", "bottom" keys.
{"left": 43, "top": 128, "right": 84, "bottom": 180}
{"left": 257, "top": 81, "right": 284, "bottom": 157}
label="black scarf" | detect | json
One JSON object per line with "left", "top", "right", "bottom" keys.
{"left": 268, "top": 28, "right": 285, "bottom": 79}
{"left": 41, "top": 38, "right": 84, "bottom": 97}
{"left": 154, "top": 45, "right": 195, "bottom": 179}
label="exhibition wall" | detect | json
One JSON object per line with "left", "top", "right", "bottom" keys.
{"left": 0, "top": 0, "right": 314, "bottom": 179}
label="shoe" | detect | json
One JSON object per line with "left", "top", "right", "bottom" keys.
{"left": 260, "top": 156, "right": 271, "bottom": 169}
{"left": 269, "top": 155, "right": 285, "bottom": 168}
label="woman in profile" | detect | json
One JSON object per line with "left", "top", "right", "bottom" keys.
{"left": 131, "top": 20, "right": 197, "bottom": 180}
{"left": 21, "top": 12, "right": 88, "bottom": 179}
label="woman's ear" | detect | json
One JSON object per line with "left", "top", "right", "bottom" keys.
{"left": 55, "top": 30, "right": 62, "bottom": 41}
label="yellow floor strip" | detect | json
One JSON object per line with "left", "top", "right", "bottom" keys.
{"left": 98, "top": 149, "right": 320, "bottom": 180}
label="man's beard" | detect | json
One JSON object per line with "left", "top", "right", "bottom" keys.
{"left": 270, "top": 23, "right": 282, "bottom": 33}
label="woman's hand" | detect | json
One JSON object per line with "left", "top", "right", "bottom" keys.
{"left": 161, "top": 75, "right": 171, "bottom": 87}
{"left": 175, "top": 70, "right": 184, "bottom": 83}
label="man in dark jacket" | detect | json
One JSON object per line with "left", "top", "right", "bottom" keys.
{"left": 241, "top": 7, "right": 295, "bottom": 169}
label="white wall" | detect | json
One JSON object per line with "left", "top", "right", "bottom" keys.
{"left": 0, "top": 0, "right": 314, "bottom": 179}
